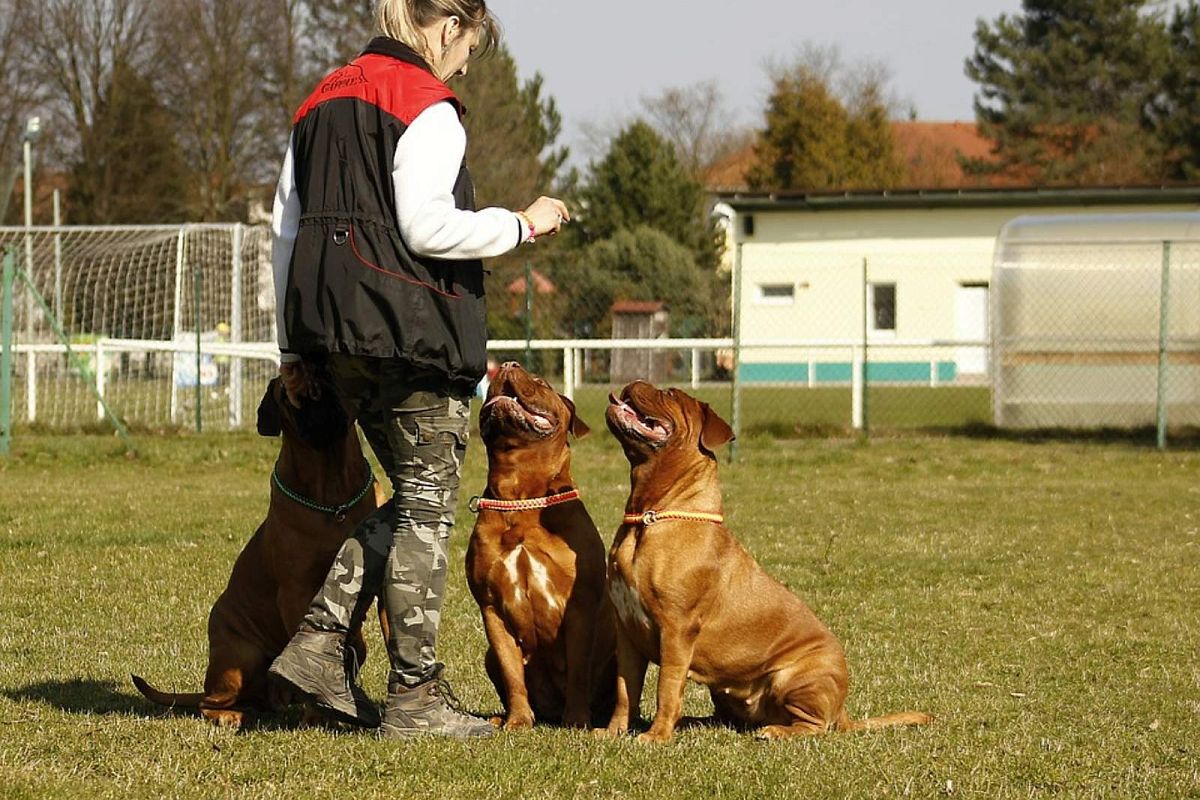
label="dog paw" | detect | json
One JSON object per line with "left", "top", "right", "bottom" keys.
{"left": 636, "top": 730, "right": 672, "bottom": 745}
{"left": 593, "top": 726, "right": 625, "bottom": 740}
{"left": 503, "top": 713, "right": 534, "bottom": 731}
{"left": 755, "top": 724, "right": 802, "bottom": 740}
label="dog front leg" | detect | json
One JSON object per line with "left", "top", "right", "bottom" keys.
{"left": 481, "top": 606, "right": 535, "bottom": 730}
{"left": 560, "top": 602, "right": 598, "bottom": 729}
{"left": 638, "top": 626, "right": 697, "bottom": 744}
{"left": 597, "top": 626, "right": 647, "bottom": 738}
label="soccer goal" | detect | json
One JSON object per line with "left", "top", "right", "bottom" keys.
{"left": 0, "top": 224, "right": 279, "bottom": 433}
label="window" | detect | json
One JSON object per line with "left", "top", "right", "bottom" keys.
{"left": 869, "top": 283, "right": 896, "bottom": 332}
{"left": 755, "top": 283, "right": 795, "bottom": 305}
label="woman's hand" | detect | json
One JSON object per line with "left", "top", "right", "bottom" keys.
{"left": 279, "top": 361, "right": 321, "bottom": 407}
{"left": 522, "top": 196, "right": 571, "bottom": 239}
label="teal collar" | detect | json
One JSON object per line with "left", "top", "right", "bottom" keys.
{"left": 271, "top": 459, "right": 375, "bottom": 522}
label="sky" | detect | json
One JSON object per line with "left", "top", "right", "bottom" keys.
{"left": 487, "top": 0, "right": 1025, "bottom": 163}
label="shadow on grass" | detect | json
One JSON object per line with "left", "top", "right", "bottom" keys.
{"left": 952, "top": 422, "right": 1200, "bottom": 449}
{"left": 2, "top": 677, "right": 331, "bottom": 733}
{"left": 4, "top": 677, "right": 148, "bottom": 716}
{"left": 749, "top": 420, "right": 1200, "bottom": 449}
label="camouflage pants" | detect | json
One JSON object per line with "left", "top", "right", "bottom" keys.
{"left": 303, "top": 355, "right": 470, "bottom": 688}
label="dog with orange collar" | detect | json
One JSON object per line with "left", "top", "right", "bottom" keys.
{"left": 600, "top": 381, "right": 932, "bottom": 743}
{"left": 465, "top": 362, "right": 616, "bottom": 729}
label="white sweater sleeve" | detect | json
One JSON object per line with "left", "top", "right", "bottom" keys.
{"left": 395, "top": 101, "right": 528, "bottom": 258}
{"left": 271, "top": 134, "right": 301, "bottom": 363}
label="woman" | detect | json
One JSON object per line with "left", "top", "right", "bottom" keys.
{"left": 268, "top": 0, "right": 569, "bottom": 739}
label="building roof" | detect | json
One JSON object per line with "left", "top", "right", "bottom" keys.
{"left": 704, "top": 120, "right": 1020, "bottom": 193}
{"left": 611, "top": 300, "right": 666, "bottom": 314}
{"left": 506, "top": 268, "right": 556, "bottom": 295}
{"left": 716, "top": 185, "right": 1200, "bottom": 212}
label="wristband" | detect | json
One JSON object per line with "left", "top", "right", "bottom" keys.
{"left": 516, "top": 211, "right": 537, "bottom": 243}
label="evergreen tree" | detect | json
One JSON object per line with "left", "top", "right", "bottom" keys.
{"left": 964, "top": 0, "right": 1170, "bottom": 184}
{"left": 1150, "top": 1, "right": 1200, "bottom": 179}
{"left": 844, "top": 81, "right": 905, "bottom": 189}
{"left": 456, "top": 49, "right": 567, "bottom": 211}
{"left": 67, "top": 60, "right": 190, "bottom": 223}
{"left": 448, "top": 48, "right": 572, "bottom": 340}
{"left": 746, "top": 64, "right": 902, "bottom": 191}
{"left": 578, "top": 121, "right": 718, "bottom": 269}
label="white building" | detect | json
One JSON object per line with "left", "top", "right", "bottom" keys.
{"left": 714, "top": 187, "right": 1200, "bottom": 385}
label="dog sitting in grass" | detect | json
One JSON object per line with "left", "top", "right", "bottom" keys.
{"left": 465, "top": 362, "right": 616, "bottom": 729}
{"left": 599, "top": 381, "right": 932, "bottom": 742}
{"left": 132, "top": 363, "right": 386, "bottom": 728}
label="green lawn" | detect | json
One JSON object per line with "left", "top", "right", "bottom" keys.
{"left": 0, "top": 427, "right": 1197, "bottom": 798}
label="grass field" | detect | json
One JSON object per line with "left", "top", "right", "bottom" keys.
{"left": 1, "top": 424, "right": 1198, "bottom": 798}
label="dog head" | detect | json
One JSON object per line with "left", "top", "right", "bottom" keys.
{"left": 606, "top": 381, "right": 734, "bottom": 464}
{"left": 256, "top": 362, "right": 350, "bottom": 451}
{"left": 479, "top": 362, "right": 588, "bottom": 452}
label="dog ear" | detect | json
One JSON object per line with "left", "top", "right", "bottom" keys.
{"left": 698, "top": 402, "right": 734, "bottom": 454}
{"left": 256, "top": 379, "right": 283, "bottom": 437}
{"left": 559, "top": 394, "right": 590, "bottom": 439}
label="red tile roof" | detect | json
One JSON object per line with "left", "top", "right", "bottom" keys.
{"left": 506, "top": 268, "right": 556, "bottom": 295}
{"left": 611, "top": 300, "right": 666, "bottom": 314}
{"left": 704, "top": 121, "right": 1022, "bottom": 192}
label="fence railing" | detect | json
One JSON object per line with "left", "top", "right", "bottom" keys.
{"left": 4, "top": 333, "right": 991, "bottom": 435}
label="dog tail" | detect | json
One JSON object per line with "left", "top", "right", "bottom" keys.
{"left": 837, "top": 710, "right": 934, "bottom": 732}
{"left": 131, "top": 674, "right": 206, "bottom": 708}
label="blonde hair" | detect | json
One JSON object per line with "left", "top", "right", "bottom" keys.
{"left": 376, "top": 0, "right": 500, "bottom": 62}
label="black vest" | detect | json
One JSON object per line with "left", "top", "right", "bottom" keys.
{"left": 284, "top": 38, "right": 487, "bottom": 393}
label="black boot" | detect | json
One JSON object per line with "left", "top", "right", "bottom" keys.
{"left": 269, "top": 624, "right": 380, "bottom": 728}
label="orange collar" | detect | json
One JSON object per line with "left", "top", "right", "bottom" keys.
{"left": 623, "top": 509, "right": 724, "bottom": 527}
{"left": 470, "top": 488, "right": 581, "bottom": 514}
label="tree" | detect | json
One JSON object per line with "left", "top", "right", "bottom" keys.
{"left": 154, "top": 0, "right": 284, "bottom": 220}
{"left": 301, "top": 0, "right": 375, "bottom": 71}
{"left": 549, "top": 226, "right": 722, "bottom": 339}
{"left": 442, "top": 48, "right": 572, "bottom": 339}
{"left": 578, "top": 121, "right": 718, "bottom": 269}
{"left": 746, "top": 57, "right": 903, "bottom": 192}
{"left": 24, "top": 0, "right": 157, "bottom": 220}
{"left": 0, "top": 0, "right": 43, "bottom": 223}
{"left": 457, "top": 49, "right": 568, "bottom": 212}
{"left": 639, "top": 81, "right": 750, "bottom": 180}
{"left": 260, "top": 0, "right": 321, "bottom": 164}
{"left": 1150, "top": 1, "right": 1200, "bottom": 179}
{"left": 67, "top": 59, "right": 190, "bottom": 223}
{"left": 964, "top": 0, "right": 1170, "bottom": 184}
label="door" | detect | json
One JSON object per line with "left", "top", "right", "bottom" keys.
{"left": 955, "top": 283, "right": 989, "bottom": 376}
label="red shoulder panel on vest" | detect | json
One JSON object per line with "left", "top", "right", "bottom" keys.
{"left": 293, "top": 55, "right": 460, "bottom": 126}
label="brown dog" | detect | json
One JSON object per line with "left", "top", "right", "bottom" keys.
{"left": 132, "top": 365, "right": 386, "bottom": 728}
{"left": 465, "top": 363, "right": 616, "bottom": 729}
{"left": 600, "top": 381, "right": 931, "bottom": 743}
